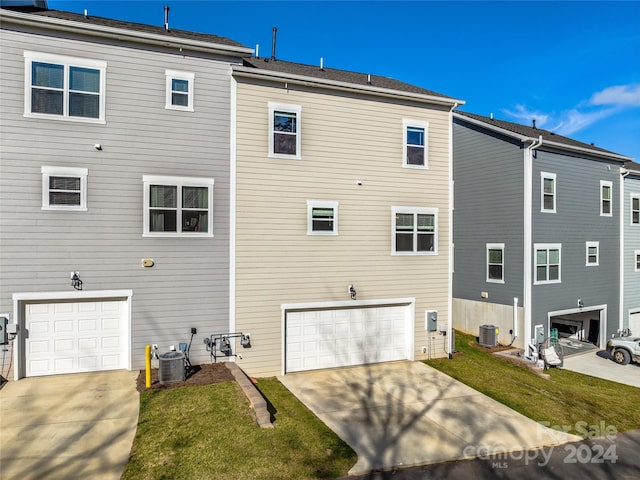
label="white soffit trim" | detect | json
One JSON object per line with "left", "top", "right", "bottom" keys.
{"left": 0, "top": 9, "right": 254, "bottom": 56}
{"left": 232, "top": 66, "right": 464, "bottom": 107}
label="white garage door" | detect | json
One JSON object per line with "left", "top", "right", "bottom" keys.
{"left": 630, "top": 311, "right": 640, "bottom": 336}
{"left": 285, "top": 304, "right": 411, "bottom": 373}
{"left": 26, "top": 300, "right": 127, "bottom": 377}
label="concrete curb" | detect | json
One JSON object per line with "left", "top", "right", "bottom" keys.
{"left": 225, "top": 362, "right": 273, "bottom": 428}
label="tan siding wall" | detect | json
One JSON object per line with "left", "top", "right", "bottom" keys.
{"left": 234, "top": 80, "right": 452, "bottom": 376}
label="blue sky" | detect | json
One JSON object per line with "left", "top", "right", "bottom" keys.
{"left": 48, "top": 0, "right": 640, "bottom": 160}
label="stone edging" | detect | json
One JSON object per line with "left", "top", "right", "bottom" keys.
{"left": 225, "top": 362, "right": 273, "bottom": 428}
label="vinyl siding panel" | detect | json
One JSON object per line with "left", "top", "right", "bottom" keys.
{"left": 531, "top": 150, "right": 621, "bottom": 340}
{"left": 234, "top": 79, "right": 452, "bottom": 376}
{"left": 0, "top": 26, "right": 237, "bottom": 376}
{"left": 623, "top": 174, "right": 640, "bottom": 328}
{"left": 452, "top": 119, "right": 525, "bottom": 306}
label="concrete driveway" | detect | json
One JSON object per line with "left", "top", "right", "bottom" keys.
{"left": 279, "top": 361, "right": 581, "bottom": 475}
{"left": 562, "top": 349, "right": 640, "bottom": 388}
{"left": 0, "top": 370, "right": 139, "bottom": 480}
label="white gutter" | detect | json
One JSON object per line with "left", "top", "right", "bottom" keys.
{"left": 448, "top": 102, "right": 459, "bottom": 357}
{"left": 523, "top": 135, "right": 543, "bottom": 354}
{"left": 619, "top": 167, "right": 630, "bottom": 332}
{"left": 453, "top": 112, "right": 632, "bottom": 163}
{"left": 0, "top": 9, "right": 254, "bottom": 56}
{"left": 233, "top": 66, "right": 465, "bottom": 107}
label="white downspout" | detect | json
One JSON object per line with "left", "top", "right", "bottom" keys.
{"left": 523, "top": 135, "right": 543, "bottom": 354}
{"left": 448, "top": 102, "right": 458, "bottom": 358}
{"left": 620, "top": 167, "right": 629, "bottom": 332}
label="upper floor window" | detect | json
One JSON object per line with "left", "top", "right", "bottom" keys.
{"left": 268, "top": 102, "right": 301, "bottom": 159}
{"left": 601, "top": 181, "right": 612, "bottom": 216}
{"left": 41, "top": 166, "right": 88, "bottom": 211}
{"left": 635, "top": 250, "right": 640, "bottom": 272}
{"left": 165, "top": 70, "right": 194, "bottom": 111}
{"left": 631, "top": 194, "right": 639, "bottom": 225}
{"left": 402, "top": 119, "right": 429, "bottom": 169}
{"left": 534, "top": 244, "right": 561, "bottom": 284}
{"left": 392, "top": 206, "right": 438, "bottom": 255}
{"left": 25, "top": 51, "right": 106, "bottom": 123}
{"left": 486, "top": 243, "right": 505, "bottom": 283}
{"left": 307, "top": 200, "right": 338, "bottom": 235}
{"left": 585, "top": 241, "right": 599, "bottom": 266}
{"left": 143, "top": 175, "right": 214, "bottom": 237}
{"left": 541, "top": 172, "right": 556, "bottom": 213}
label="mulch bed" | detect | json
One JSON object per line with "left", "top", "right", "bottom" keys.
{"left": 136, "top": 363, "right": 234, "bottom": 393}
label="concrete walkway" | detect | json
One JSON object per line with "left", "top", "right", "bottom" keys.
{"left": 0, "top": 370, "right": 139, "bottom": 480}
{"left": 562, "top": 349, "right": 640, "bottom": 388}
{"left": 280, "top": 361, "right": 581, "bottom": 476}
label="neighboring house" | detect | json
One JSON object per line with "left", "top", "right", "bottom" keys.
{"left": 623, "top": 161, "right": 640, "bottom": 334}
{"left": 231, "top": 57, "right": 463, "bottom": 377}
{"left": 0, "top": 6, "right": 252, "bottom": 379}
{"left": 452, "top": 111, "right": 632, "bottom": 354}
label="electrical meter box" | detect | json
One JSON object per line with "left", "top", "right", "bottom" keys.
{"left": 535, "top": 325, "right": 545, "bottom": 345}
{"left": 0, "top": 316, "right": 8, "bottom": 345}
{"left": 426, "top": 311, "right": 438, "bottom": 331}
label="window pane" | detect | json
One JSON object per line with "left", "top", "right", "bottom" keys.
{"left": 150, "top": 210, "right": 177, "bottom": 232}
{"left": 396, "top": 213, "right": 414, "bottom": 230}
{"left": 172, "top": 79, "right": 189, "bottom": 93}
{"left": 274, "top": 112, "right": 296, "bottom": 133}
{"left": 150, "top": 185, "right": 176, "bottom": 208}
{"left": 417, "top": 214, "right": 434, "bottom": 231}
{"left": 69, "top": 92, "right": 99, "bottom": 118}
{"left": 602, "top": 186, "right": 611, "bottom": 200}
{"left": 183, "top": 187, "right": 208, "bottom": 209}
{"left": 602, "top": 200, "right": 611, "bottom": 214}
{"left": 183, "top": 211, "right": 207, "bottom": 232}
{"left": 32, "top": 62, "right": 63, "bottom": 88}
{"left": 549, "top": 265, "right": 559, "bottom": 281}
{"left": 536, "top": 250, "right": 547, "bottom": 265}
{"left": 50, "top": 176, "right": 80, "bottom": 191}
{"left": 32, "top": 89, "right": 63, "bottom": 115}
{"left": 488, "top": 265, "right": 503, "bottom": 280}
{"left": 172, "top": 92, "right": 189, "bottom": 106}
{"left": 313, "top": 219, "right": 334, "bottom": 231}
{"left": 536, "top": 266, "right": 547, "bottom": 281}
{"left": 588, "top": 247, "right": 597, "bottom": 256}
{"left": 407, "top": 146, "right": 424, "bottom": 166}
{"left": 69, "top": 67, "right": 100, "bottom": 93}
{"left": 274, "top": 133, "right": 296, "bottom": 155}
{"left": 543, "top": 178, "right": 554, "bottom": 194}
{"left": 417, "top": 233, "right": 434, "bottom": 252}
{"left": 407, "top": 127, "right": 424, "bottom": 146}
{"left": 543, "top": 194, "right": 554, "bottom": 210}
{"left": 488, "top": 249, "right": 502, "bottom": 264}
{"left": 634, "top": 211, "right": 639, "bottom": 224}
{"left": 50, "top": 191, "right": 80, "bottom": 206}
{"left": 396, "top": 233, "right": 413, "bottom": 252}
{"left": 549, "top": 249, "right": 559, "bottom": 264}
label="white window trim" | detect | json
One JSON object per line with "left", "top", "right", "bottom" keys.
{"left": 24, "top": 51, "right": 106, "bottom": 124}
{"left": 391, "top": 206, "right": 439, "bottom": 256}
{"left": 41, "top": 166, "right": 88, "bottom": 211}
{"left": 307, "top": 200, "right": 338, "bottom": 236}
{"left": 402, "top": 119, "right": 429, "bottom": 169}
{"left": 165, "top": 70, "right": 194, "bottom": 112}
{"left": 540, "top": 172, "right": 556, "bottom": 213}
{"left": 635, "top": 250, "right": 640, "bottom": 272}
{"left": 600, "top": 180, "right": 613, "bottom": 217}
{"left": 585, "top": 241, "right": 599, "bottom": 266}
{"left": 631, "top": 193, "right": 640, "bottom": 225}
{"left": 534, "top": 243, "right": 562, "bottom": 285}
{"left": 143, "top": 175, "right": 214, "bottom": 237}
{"left": 486, "top": 243, "right": 505, "bottom": 283}
{"left": 268, "top": 102, "right": 301, "bottom": 160}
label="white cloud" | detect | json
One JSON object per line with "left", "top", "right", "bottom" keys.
{"left": 589, "top": 84, "right": 640, "bottom": 107}
{"left": 502, "top": 105, "right": 550, "bottom": 128}
{"left": 551, "top": 108, "right": 619, "bottom": 136}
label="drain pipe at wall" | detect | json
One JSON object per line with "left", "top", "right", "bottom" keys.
{"left": 508, "top": 297, "right": 519, "bottom": 346}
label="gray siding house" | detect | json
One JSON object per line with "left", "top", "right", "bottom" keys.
{"left": 0, "top": 6, "right": 252, "bottom": 379}
{"left": 623, "top": 161, "right": 640, "bottom": 334}
{"left": 452, "top": 112, "right": 632, "bottom": 354}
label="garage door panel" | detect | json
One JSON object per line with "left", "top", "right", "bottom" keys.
{"left": 25, "top": 300, "right": 127, "bottom": 377}
{"left": 286, "top": 304, "right": 410, "bottom": 373}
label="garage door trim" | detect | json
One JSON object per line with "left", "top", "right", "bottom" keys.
{"left": 281, "top": 297, "right": 415, "bottom": 375}
{"left": 12, "top": 290, "right": 133, "bottom": 380}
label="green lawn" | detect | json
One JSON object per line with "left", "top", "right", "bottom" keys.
{"left": 425, "top": 330, "right": 640, "bottom": 436}
{"left": 122, "top": 379, "right": 356, "bottom": 480}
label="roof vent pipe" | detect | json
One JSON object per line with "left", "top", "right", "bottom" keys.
{"left": 164, "top": 5, "right": 170, "bottom": 32}
{"left": 367, "top": 74, "right": 371, "bottom": 85}
{"left": 271, "top": 27, "right": 277, "bottom": 61}
{"left": 532, "top": 119, "right": 537, "bottom": 129}
{"left": 320, "top": 57, "right": 324, "bottom": 70}
{"left": 255, "top": 44, "right": 259, "bottom": 58}
{"left": 84, "top": 9, "right": 88, "bottom": 18}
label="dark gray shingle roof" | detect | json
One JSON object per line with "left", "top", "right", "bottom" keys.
{"left": 241, "top": 57, "right": 458, "bottom": 101}
{"left": 456, "top": 111, "right": 627, "bottom": 158}
{"left": 2, "top": 7, "right": 248, "bottom": 48}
